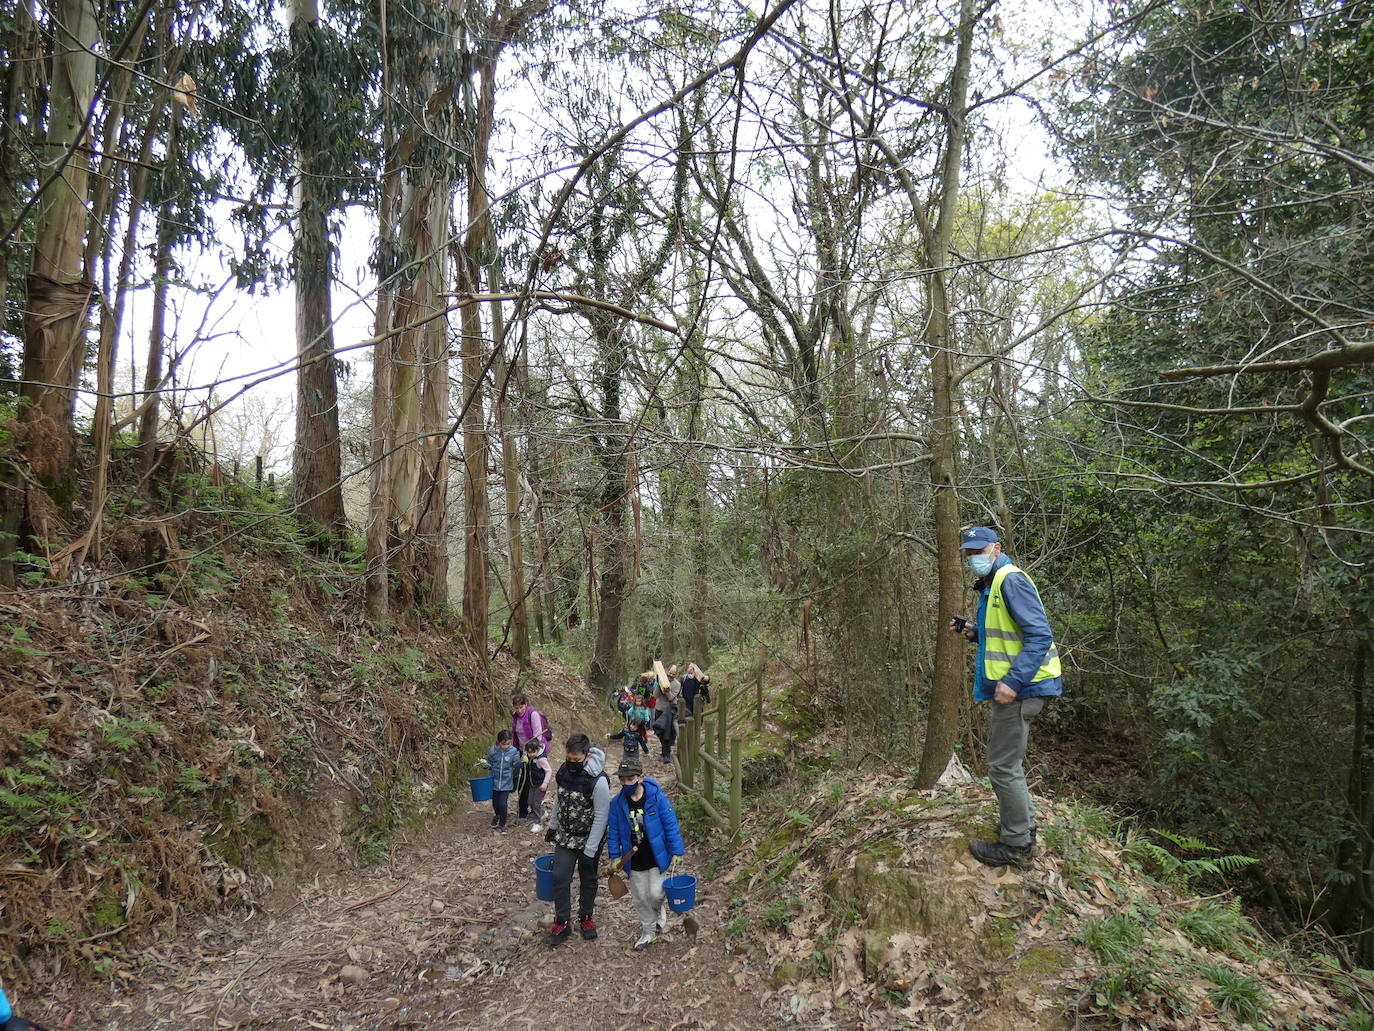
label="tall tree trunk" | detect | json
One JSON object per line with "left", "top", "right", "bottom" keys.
{"left": 365, "top": 0, "right": 401, "bottom": 625}
{"left": 22, "top": 0, "right": 99, "bottom": 480}
{"left": 78, "top": 106, "right": 157, "bottom": 567}
{"left": 138, "top": 99, "right": 182, "bottom": 477}
{"left": 459, "top": 58, "right": 497, "bottom": 660}
{"left": 587, "top": 317, "right": 628, "bottom": 693}
{"left": 490, "top": 269, "right": 530, "bottom": 666}
{"left": 385, "top": 170, "right": 450, "bottom": 610}
{"left": 289, "top": 0, "right": 346, "bottom": 540}
{"left": 914, "top": 0, "right": 977, "bottom": 788}
{"left": 689, "top": 455, "right": 710, "bottom": 664}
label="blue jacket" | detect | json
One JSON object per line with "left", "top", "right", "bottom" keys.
{"left": 973, "top": 554, "right": 1063, "bottom": 702}
{"left": 607, "top": 777, "right": 684, "bottom": 874}
{"left": 486, "top": 744, "right": 521, "bottom": 791}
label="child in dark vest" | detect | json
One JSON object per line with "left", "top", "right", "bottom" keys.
{"left": 607, "top": 753, "right": 685, "bottom": 950}
{"left": 484, "top": 729, "right": 521, "bottom": 833}
{"left": 522, "top": 737, "right": 554, "bottom": 833}
{"left": 545, "top": 734, "right": 610, "bottom": 944}
{"left": 607, "top": 715, "right": 650, "bottom": 759}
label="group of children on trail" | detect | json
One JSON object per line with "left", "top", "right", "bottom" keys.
{"left": 609, "top": 663, "right": 710, "bottom": 765}
{"left": 483, "top": 694, "right": 555, "bottom": 833}
{"left": 481, "top": 664, "right": 707, "bottom": 951}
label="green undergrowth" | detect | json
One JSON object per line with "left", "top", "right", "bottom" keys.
{"left": 708, "top": 746, "right": 1364, "bottom": 1030}
{"left": 0, "top": 464, "right": 494, "bottom": 985}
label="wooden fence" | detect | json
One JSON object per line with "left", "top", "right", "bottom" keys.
{"left": 674, "top": 678, "right": 763, "bottom": 836}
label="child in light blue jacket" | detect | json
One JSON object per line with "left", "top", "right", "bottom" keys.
{"left": 485, "top": 730, "right": 521, "bottom": 833}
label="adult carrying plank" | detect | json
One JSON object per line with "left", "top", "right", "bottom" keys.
{"left": 650, "top": 660, "right": 680, "bottom": 763}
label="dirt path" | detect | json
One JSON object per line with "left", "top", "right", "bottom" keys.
{"left": 65, "top": 662, "right": 773, "bottom": 1031}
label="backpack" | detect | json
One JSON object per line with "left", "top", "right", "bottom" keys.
{"left": 523, "top": 707, "right": 553, "bottom": 746}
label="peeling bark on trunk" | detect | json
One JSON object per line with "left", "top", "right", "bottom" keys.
{"left": 22, "top": 0, "right": 99, "bottom": 479}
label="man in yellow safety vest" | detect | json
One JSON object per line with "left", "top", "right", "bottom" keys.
{"left": 950, "top": 526, "right": 1063, "bottom": 867}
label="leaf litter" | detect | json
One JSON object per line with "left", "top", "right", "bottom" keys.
{"left": 32, "top": 658, "right": 776, "bottom": 1031}
{"left": 717, "top": 765, "right": 1357, "bottom": 1030}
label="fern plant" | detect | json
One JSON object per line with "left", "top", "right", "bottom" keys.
{"left": 1124, "top": 828, "right": 1256, "bottom": 890}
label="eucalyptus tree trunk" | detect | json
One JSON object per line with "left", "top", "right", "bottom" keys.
{"left": 489, "top": 265, "right": 530, "bottom": 666}
{"left": 289, "top": 0, "right": 346, "bottom": 540}
{"left": 365, "top": 6, "right": 402, "bottom": 625}
{"left": 22, "top": 0, "right": 99, "bottom": 475}
{"left": 458, "top": 57, "right": 496, "bottom": 659}
{"left": 386, "top": 170, "right": 450, "bottom": 609}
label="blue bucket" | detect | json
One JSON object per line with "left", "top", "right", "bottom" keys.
{"left": 534, "top": 854, "right": 555, "bottom": 902}
{"left": 664, "top": 873, "right": 697, "bottom": 913}
{"left": 469, "top": 775, "right": 493, "bottom": 803}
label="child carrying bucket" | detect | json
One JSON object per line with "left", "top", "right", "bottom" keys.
{"left": 484, "top": 730, "right": 521, "bottom": 832}
{"left": 606, "top": 753, "right": 684, "bottom": 950}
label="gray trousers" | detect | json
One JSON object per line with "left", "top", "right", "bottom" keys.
{"left": 628, "top": 866, "right": 668, "bottom": 935}
{"left": 986, "top": 696, "right": 1046, "bottom": 848}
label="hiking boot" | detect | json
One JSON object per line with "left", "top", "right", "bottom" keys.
{"left": 633, "top": 932, "right": 657, "bottom": 951}
{"left": 490, "top": 816, "right": 499, "bottom": 828}
{"left": 549, "top": 921, "right": 571, "bottom": 945}
{"left": 968, "top": 839, "right": 1033, "bottom": 868}
{"left": 579, "top": 915, "right": 598, "bottom": 940}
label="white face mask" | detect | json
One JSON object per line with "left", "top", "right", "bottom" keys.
{"left": 968, "top": 552, "right": 995, "bottom": 576}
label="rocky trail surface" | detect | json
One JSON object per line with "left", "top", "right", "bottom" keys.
{"left": 58, "top": 664, "right": 773, "bottom": 1031}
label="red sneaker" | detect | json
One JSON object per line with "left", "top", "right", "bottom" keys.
{"left": 549, "top": 921, "right": 571, "bottom": 945}
{"left": 579, "top": 914, "right": 598, "bottom": 940}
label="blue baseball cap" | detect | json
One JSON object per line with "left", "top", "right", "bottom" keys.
{"left": 959, "top": 526, "right": 1000, "bottom": 550}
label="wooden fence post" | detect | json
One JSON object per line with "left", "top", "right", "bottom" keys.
{"left": 729, "top": 736, "right": 742, "bottom": 836}
{"left": 703, "top": 713, "right": 715, "bottom": 802}
{"left": 718, "top": 684, "right": 728, "bottom": 755}
{"left": 681, "top": 714, "right": 694, "bottom": 788}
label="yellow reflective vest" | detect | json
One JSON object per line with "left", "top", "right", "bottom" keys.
{"left": 983, "top": 563, "right": 1062, "bottom": 684}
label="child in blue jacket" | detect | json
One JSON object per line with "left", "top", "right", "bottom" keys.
{"left": 607, "top": 753, "right": 684, "bottom": 950}
{"left": 484, "top": 730, "right": 521, "bottom": 832}
{"left": 1, "top": 981, "right": 51, "bottom": 1029}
